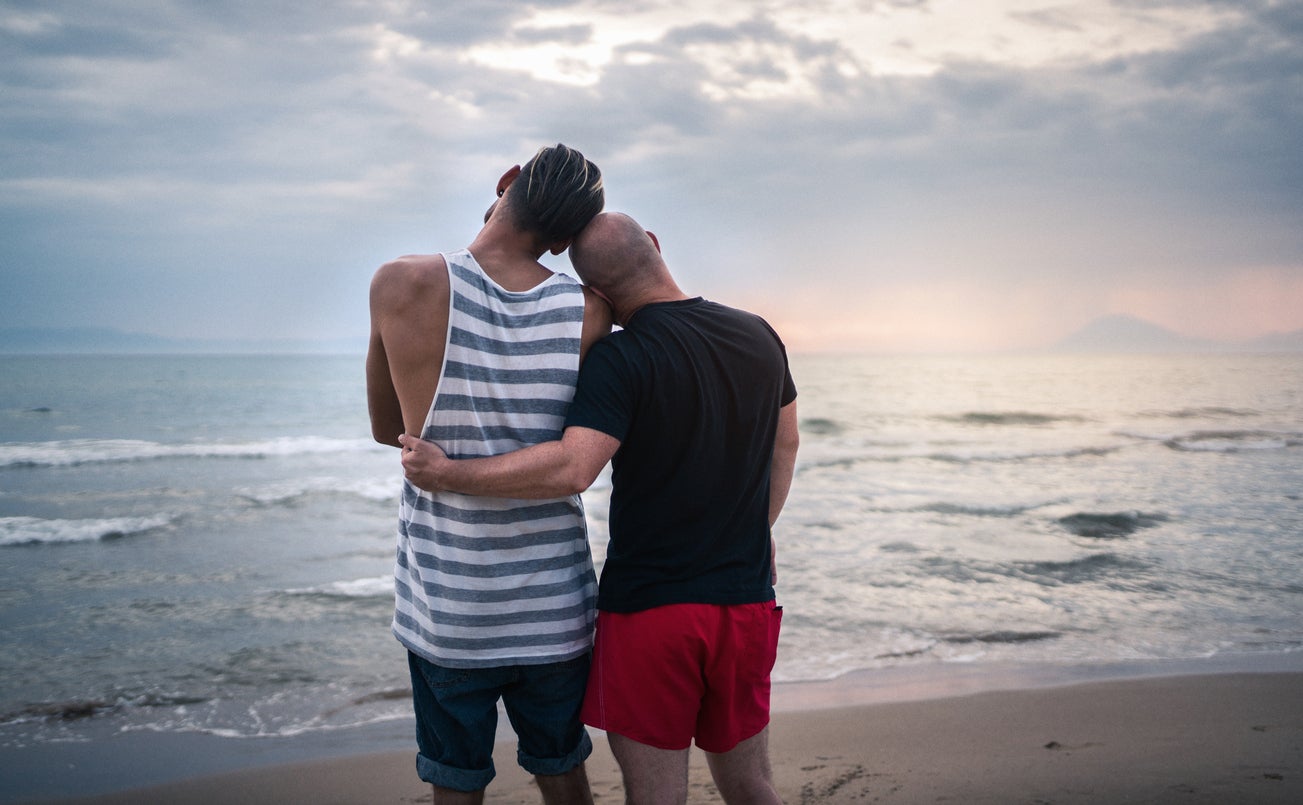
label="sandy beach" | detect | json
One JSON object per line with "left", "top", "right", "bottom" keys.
{"left": 33, "top": 670, "right": 1302, "bottom": 805}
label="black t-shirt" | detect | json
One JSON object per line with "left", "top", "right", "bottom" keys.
{"left": 564, "top": 298, "right": 798, "bottom": 612}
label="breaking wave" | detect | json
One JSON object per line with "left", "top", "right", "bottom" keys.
{"left": 282, "top": 576, "right": 393, "bottom": 599}
{"left": 0, "top": 437, "right": 383, "bottom": 469}
{"left": 0, "top": 692, "right": 209, "bottom": 727}
{"left": 235, "top": 477, "right": 399, "bottom": 505}
{"left": 0, "top": 515, "right": 173, "bottom": 547}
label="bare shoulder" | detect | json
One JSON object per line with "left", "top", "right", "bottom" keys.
{"left": 370, "top": 254, "right": 449, "bottom": 310}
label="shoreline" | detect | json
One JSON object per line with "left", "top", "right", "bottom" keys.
{"left": 772, "top": 649, "right": 1303, "bottom": 711}
{"left": 8, "top": 654, "right": 1303, "bottom": 804}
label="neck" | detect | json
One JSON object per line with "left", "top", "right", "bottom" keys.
{"left": 611, "top": 287, "right": 691, "bottom": 326}
{"left": 468, "top": 224, "right": 546, "bottom": 263}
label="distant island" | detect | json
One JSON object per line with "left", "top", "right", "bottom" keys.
{"left": 1052, "top": 314, "right": 1303, "bottom": 354}
{"left": 0, "top": 327, "right": 367, "bottom": 355}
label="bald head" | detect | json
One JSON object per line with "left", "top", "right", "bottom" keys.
{"left": 570, "top": 212, "right": 688, "bottom": 325}
{"left": 569, "top": 212, "right": 668, "bottom": 297}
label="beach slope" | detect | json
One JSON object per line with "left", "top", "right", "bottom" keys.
{"left": 43, "top": 672, "right": 1303, "bottom": 804}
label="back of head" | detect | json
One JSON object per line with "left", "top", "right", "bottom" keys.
{"left": 570, "top": 212, "right": 665, "bottom": 295}
{"left": 506, "top": 144, "right": 604, "bottom": 244}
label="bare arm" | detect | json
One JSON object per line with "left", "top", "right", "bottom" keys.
{"left": 400, "top": 426, "right": 619, "bottom": 500}
{"left": 366, "top": 269, "right": 405, "bottom": 447}
{"left": 767, "top": 400, "right": 799, "bottom": 585}
{"left": 365, "top": 255, "right": 450, "bottom": 448}
{"left": 769, "top": 400, "right": 799, "bottom": 526}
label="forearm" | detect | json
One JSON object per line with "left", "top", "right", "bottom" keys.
{"left": 403, "top": 426, "right": 617, "bottom": 500}
{"left": 434, "top": 441, "right": 584, "bottom": 499}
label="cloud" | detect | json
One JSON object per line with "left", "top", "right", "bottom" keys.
{"left": 1, "top": 0, "right": 1300, "bottom": 349}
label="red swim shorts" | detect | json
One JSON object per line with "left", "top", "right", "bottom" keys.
{"left": 580, "top": 601, "right": 783, "bottom": 753}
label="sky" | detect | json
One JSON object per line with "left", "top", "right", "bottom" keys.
{"left": 2, "top": 0, "right": 1301, "bottom": 353}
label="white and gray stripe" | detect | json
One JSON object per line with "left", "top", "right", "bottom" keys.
{"left": 393, "top": 249, "right": 596, "bottom": 668}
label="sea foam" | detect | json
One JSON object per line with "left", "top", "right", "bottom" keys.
{"left": 0, "top": 515, "right": 173, "bottom": 547}
{"left": 235, "top": 476, "right": 400, "bottom": 505}
{"left": 0, "top": 437, "right": 383, "bottom": 468}
{"left": 283, "top": 576, "right": 394, "bottom": 598}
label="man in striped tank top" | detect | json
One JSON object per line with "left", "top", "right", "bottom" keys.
{"left": 367, "top": 144, "right": 611, "bottom": 804}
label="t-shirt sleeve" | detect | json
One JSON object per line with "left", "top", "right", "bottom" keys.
{"left": 563, "top": 339, "right": 635, "bottom": 442}
{"left": 763, "top": 319, "right": 798, "bottom": 406}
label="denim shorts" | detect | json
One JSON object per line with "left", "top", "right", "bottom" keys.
{"left": 407, "top": 651, "right": 593, "bottom": 792}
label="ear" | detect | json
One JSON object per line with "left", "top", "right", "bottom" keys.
{"left": 548, "top": 237, "right": 573, "bottom": 256}
{"left": 496, "top": 165, "right": 522, "bottom": 197}
{"left": 646, "top": 230, "right": 661, "bottom": 253}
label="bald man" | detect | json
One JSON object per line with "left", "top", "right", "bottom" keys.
{"left": 400, "top": 211, "right": 799, "bottom": 805}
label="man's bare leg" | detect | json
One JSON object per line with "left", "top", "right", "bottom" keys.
{"left": 535, "top": 763, "right": 595, "bottom": 805}
{"left": 607, "top": 732, "right": 690, "bottom": 805}
{"left": 431, "top": 784, "right": 485, "bottom": 805}
{"left": 703, "top": 728, "right": 781, "bottom": 805}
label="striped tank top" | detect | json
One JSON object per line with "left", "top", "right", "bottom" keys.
{"left": 392, "top": 249, "right": 597, "bottom": 668}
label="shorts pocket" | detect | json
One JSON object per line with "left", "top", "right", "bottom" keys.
{"left": 766, "top": 603, "right": 783, "bottom": 673}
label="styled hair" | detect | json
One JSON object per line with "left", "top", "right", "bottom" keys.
{"left": 506, "top": 144, "right": 604, "bottom": 244}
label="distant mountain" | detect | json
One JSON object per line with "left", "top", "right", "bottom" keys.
{"left": 1246, "top": 328, "right": 1303, "bottom": 352}
{"left": 0, "top": 327, "right": 366, "bottom": 355}
{"left": 1054, "top": 315, "right": 1303, "bottom": 354}
{"left": 1053, "top": 315, "right": 1215, "bottom": 353}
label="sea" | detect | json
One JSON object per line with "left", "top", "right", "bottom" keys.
{"left": 2, "top": 352, "right": 1302, "bottom": 798}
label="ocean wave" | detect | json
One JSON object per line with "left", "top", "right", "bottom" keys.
{"left": 922, "top": 445, "right": 1122, "bottom": 464}
{"left": 910, "top": 502, "right": 1035, "bottom": 518}
{"left": 0, "top": 689, "right": 410, "bottom": 742}
{"left": 1057, "top": 511, "right": 1168, "bottom": 539}
{"left": 320, "top": 688, "right": 410, "bottom": 718}
{"left": 1013, "top": 553, "right": 1148, "bottom": 585}
{"left": 0, "top": 692, "right": 208, "bottom": 727}
{"left": 125, "top": 705, "right": 414, "bottom": 741}
{"left": 0, "top": 436, "right": 384, "bottom": 468}
{"left": 236, "top": 476, "right": 399, "bottom": 505}
{"left": 800, "top": 444, "right": 1123, "bottom": 471}
{"left": 936, "top": 411, "right": 1088, "bottom": 427}
{"left": 283, "top": 576, "right": 393, "bottom": 598}
{"left": 1140, "top": 406, "right": 1260, "bottom": 420}
{"left": 940, "top": 630, "right": 1061, "bottom": 645}
{"left": 800, "top": 417, "right": 845, "bottom": 436}
{"left": 0, "top": 515, "right": 172, "bottom": 547}
{"left": 1162, "top": 430, "right": 1302, "bottom": 453}
{"left": 872, "top": 646, "right": 932, "bottom": 661}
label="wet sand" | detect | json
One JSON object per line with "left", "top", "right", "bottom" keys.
{"left": 36, "top": 670, "right": 1303, "bottom": 804}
